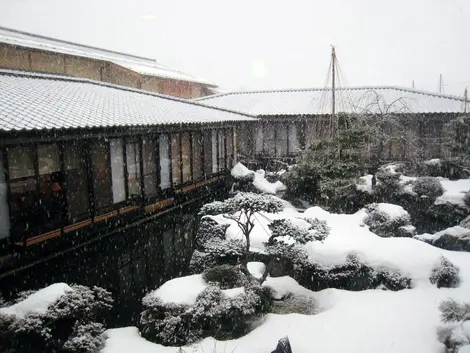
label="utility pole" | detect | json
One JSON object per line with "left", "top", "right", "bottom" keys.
{"left": 331, "top": 45, "right": 336, "bottom": 119}
{"left": 439, "top": 74, "right": 443, "bottom": 94}
{"left": 412, "top": 80, "right": 415, "bottom": 89}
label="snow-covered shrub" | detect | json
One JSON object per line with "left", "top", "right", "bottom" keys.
{"left": 62, "top": 322, "right": 105, "bottom": 353}
{"left": 437, "top": 299, "right": 470, "bottom": 353}
{"left": 430, "top": 257, "right": 460, "bottom": 288}
{"left": 190, "top": 284, "right": 271, "bottom": 340}
{"left": 426, "top": 201, "right": 470, "bottom": 232}
{"left": 364, "top": 203, "right": 411, "bottom": 238}
{"left": 412, "top": 177, "right": 444, "bottom": 198}
{"left": 440, "top": 299, "right": 470, "bottom": 323}
{"left": 139, "top": 279, "right": 272, "bottom": 346}
{"left": 374, "top": 168, "right": 403, "bottom": 196}
{"left": 267, "top": 218, "right": 330, "bottom": 247}
{"left": 0, "top": 284, "right": 112, "bottom": 353}
{"left": 375, "top": 268, "right": 412, "bottom": 291}
{"left": 327, "top": 253, "right": 378, "bottom": 291}
{"left": 189, "top": 220, "right": 245, "bottom": 274}
{"left": 194, "top": 218, "right": 228, "bottom": 249}
{"left": 289, "top": 252, "right": 411, "bottom": 292}
{"left": 202, "top": 265, "right": 249, "bottom": 289}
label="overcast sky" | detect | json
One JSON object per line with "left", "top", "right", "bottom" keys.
{"left": 1, "top": 0, "right": 469, "bottom": 95}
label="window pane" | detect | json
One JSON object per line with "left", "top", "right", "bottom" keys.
{"left": 91, "top": 140, "right": 113, "bottom": 210}
{"left": 7, "top": 146, "right": 35, "bottom": 180}
{"left": 65, "top": 142, "right": 90, "bottom": 219}
{"left": 264, "top": 124, "right": 275, "bottom": 155}
{"left": 181, "top": 132, "right": 191, "bottom": 183}
{"left": 110, "top": 139, "right": 126, "bottom": 203}
{"left": 218, "top": 130, "right": 225, "bottom": 171}
{"left": 255, "top": 125, "right": 264, "bottom": 153}
{"left": 7, "top": 146, "right": 37, "bottom": 230}
{"left": 38, "top": 144, "right": 60, "bottom": 175}
{"left": 226, "top": 128, "right": 234, "bottom": 169}
{"left": 171, "top": 134, "right": 181, "bottom": 185}
{"left": 38, "top": 143, "right": 64, "bottom": 224}
{"left": 288, "top": 123, "right": 298, "bottom": 154}
{"left": 192, "top": 132, "right": 203, "bottom": 181}
{"left": 126, "top": 141, "right": 141, "bottom": 199}
{"left": 143, "top": 137, "right": 158, "bottom": 197}
{"left": 159, "top": 135, "right": 171, "bottom": 190}
{"left": 276, "top": 123, "right": 288, "bottom": 157}
{"left": 203, "top": 131, "right": 212, "bottom": 176}
{"left": 0, "top": 151, "right": 10, "bottom": 239}
{"left": 211, "top": 130, "right": 217, "bottom": 173}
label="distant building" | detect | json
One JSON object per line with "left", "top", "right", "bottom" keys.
{"left": 0, "top": 26, "right": 216, "bottom": 98}
{"left": 196, "top": 86, "right": 470, "bottom": 162}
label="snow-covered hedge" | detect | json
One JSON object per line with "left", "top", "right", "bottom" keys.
{"left": 430, "top": 257, "right": 460, "bottom": 288}
{"left": 202, "top": 264, "right": 250, "bottom": 289}
{"left": 284, "top": 250, "right": 411, "bottom": 292}
{"left": 0, "top": 284, "right": 112, "bottom": 353}
{"left": 139, "top": 267, "right": 272, "bottom": 346}
{"left": 412, "top": 177, "right": 444, "bottom": 198}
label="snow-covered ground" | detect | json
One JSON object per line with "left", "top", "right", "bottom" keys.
{"left": 102, "top": 200, "right": 470, "bottom": 353}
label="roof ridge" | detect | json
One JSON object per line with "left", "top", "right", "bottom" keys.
{"left": 0, "top": 68, "right": 256, "bottom": 118}
{"left": 0, "top": 26, "right": 155, "bottom": 62}
{"left": 196, "top": 85, "right": 467, "bottom": 102}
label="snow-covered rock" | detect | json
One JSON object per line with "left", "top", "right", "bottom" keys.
{"left": 432, "top": 226, "right": 470, "bottom": 252}
{"left": 247, "top": 262, "right": 266, "bottom": 280}
{"left": 231, "top": 162, "right": 255, "bottom": 181}
{"left": 231, "top": 163, "right": 286, "bottom": 194}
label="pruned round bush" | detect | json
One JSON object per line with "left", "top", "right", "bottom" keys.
{"left": 364, "top": 203, "right": 411, "bottom": 238}
{"left": 0, "top": 284, "right": 112, "bottom": 353}
{"left": 139, "top": 278, "right": 272, "bottom": 346}
{"left": 430, "top": 257, "right": 460, "bottom": 288}
{"left": 412, "top": 177, "right": 444, "bottom": 198}
{"left": 202, "top": 265, "right": 249, "bottom": 289}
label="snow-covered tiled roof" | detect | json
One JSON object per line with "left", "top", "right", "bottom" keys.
{"left": 0, "top": 69, "right": 255, "bottom": 132}
{"left": 196, "top": 87, "right": 469, "bottom": 116}
{"left": 0, "top": 26, "right": 215, "bottom": 86}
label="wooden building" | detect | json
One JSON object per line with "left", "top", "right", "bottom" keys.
{"left": 0, "top": 26, "right": 216, "bottom": 98}
{"left": 196, "top": 87, "right": 470, "bottom": 162}
{"left": 0, "top": 69, "right": 255, "bottom": 254}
